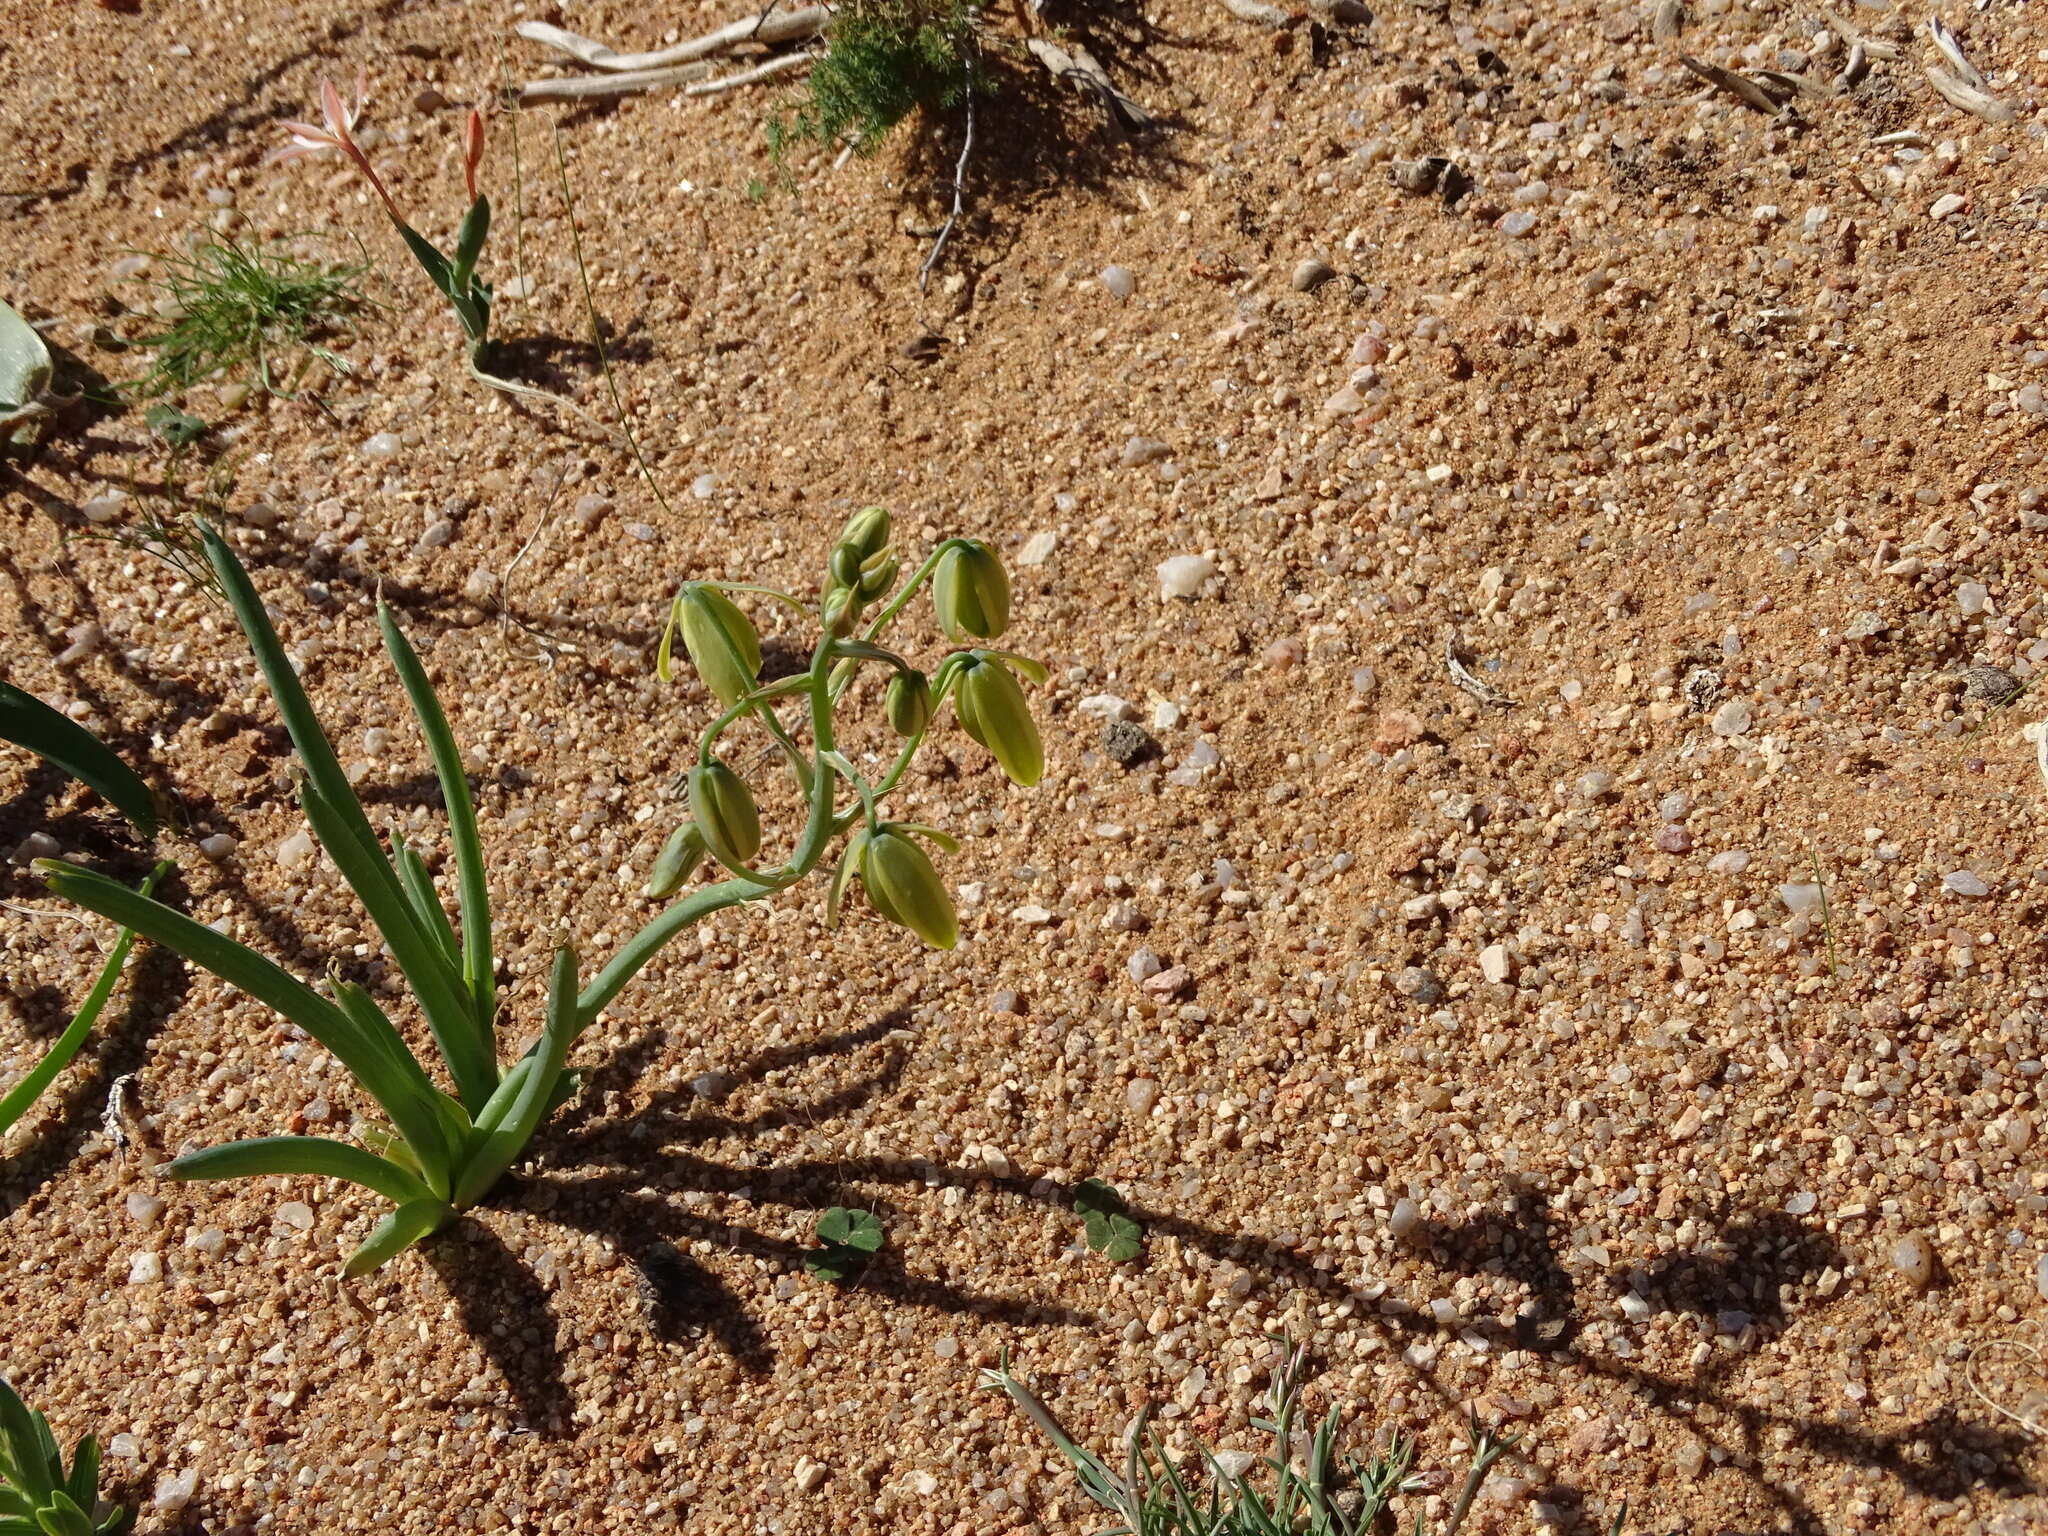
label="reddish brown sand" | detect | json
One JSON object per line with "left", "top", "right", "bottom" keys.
{"left": 4, "top": 0, "right": 2048, "bottom": 1531}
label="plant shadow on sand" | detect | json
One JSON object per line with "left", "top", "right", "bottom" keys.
{"left": 409, "top": 1018, "right": 2039, "bottom": 1527}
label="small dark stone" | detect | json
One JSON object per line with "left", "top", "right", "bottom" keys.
{"left": 1102, "top": 720, "right": 1161, "bottom": 766}
{"left": 1513, "top": 1308, "right": 1576, "bottom": 1352}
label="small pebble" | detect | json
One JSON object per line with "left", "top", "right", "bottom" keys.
{"left": 1779, "top": 883, "right": 1822, "bottom": 916}
{"left": 127, "top": 1251, "right": 163, "bottom": 1285}
{"left": 1890, "top": 1233, "right": 1935, "bottom": 1289}
{"left": 1017, "top": 531, "right": 1058, "bottom": 566}
{"left": 126, "top": 1191, "right": 166, "bottom": 1224}
{"left": 1710, "top": 698, "right": 1752, "bottom": 737}
{"left": 989, "top": 989, "right": 1023, "bottom": 1015}
{"left": 1929, "top": 193, "right": 1965, "bottom": 219}
{"left": 1157, "top": 554, "right": 1215, "bottom": 599}
{"left": 793, "top": 1458, "right": 829, "bottom": 1493}
{"left": 154, "top": 1470, "right": 198, "bottom": 1512}
{"left": 1120, "top": 437, "right": 1171, "bottom": 468}
{"left": 1126, "top": 1078, "right": 1160, "bottom": 1114}
{"left": 1943, "top": 871, "right": 1989, "bottom": 898}
{"left": 1127, "top": 947, "right": 1164, "bottom": 983}
{"left": 1099, "top": 265, "right": 1135, "bottom": 300}
{"left": 361, "top": 432, "right": 402, "bottom": 458}
{"left": 276, "top": 1201, "right": 315, "bottom": 1231}
{"left": 1957, "top": 581, "right": 1989, "bottom": 617}
{"left": 1011, "top": 904, "right": 1054, "bottom": 926}
{"left": 1291, "top": 257, "right": 1336, "bottom": 292}
{"left": 1478, "top": 944, "right": 1516, "bottom": 984}
{"left": 1388, "top": 1197, "right": 1423, "bottom": 1240}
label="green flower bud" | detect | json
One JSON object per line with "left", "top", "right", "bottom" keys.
{"left": 859, "top": 826, "right": 958, "bottom": 950}
{"left": 858, "top": 549, "right": 900, "bottom": 599}
{"left": 829, "top": 543, "right": 865, "bottom": 590}
{"left": 932, "top": 539, "right": 1011, "bottom": 641}
{"left": 687, "top": 759, "right": 762, "bottom": 870}
{"left": 821, "top": 585, "right": 858, "bottom": 638}
{"left": 954, "top": 655, "right": 1043, "bottom": 787}
{"left": 644, "top": 821, "right": 707, "bottom": 898}
{"left": 885, "top": 671, "right": 933, "bottom": 737}
{"left": 838, "top": 506, "right": 892, "bottom": 562}
{"left": 663, "top": 584, "right": 761, "bottom": 708}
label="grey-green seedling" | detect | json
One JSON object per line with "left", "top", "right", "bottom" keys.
{"left": 0, "top": 1374, "right": 124, "bottom": 1535}
{"left": 40, "top": 511, "right": 1042, "bottom": 1278}
{"left": 126, "top": 236, "right": 367, "bottom": 400}
{"left": 805, "top": 1206, "right": 884, "bottom": 1282}
{"left": 983, "top": 1338, "right": 1431, "bottom": 1536}
{"left": 1073, "top": 1177, "right": 1143, "bottom": 1264}
{"left": 0, "top": 299, "right": 53, "bottom": 441}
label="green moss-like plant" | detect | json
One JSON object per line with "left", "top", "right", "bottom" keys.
{"left": 770, "top": 0, "right": 982, "bottom": 157}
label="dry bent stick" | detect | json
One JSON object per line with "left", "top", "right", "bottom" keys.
{"left": 516, "top": 7, "right": 830, "bottom": 71}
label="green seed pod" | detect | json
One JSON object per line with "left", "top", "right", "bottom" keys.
{"left": 932, "top": 539, "right": 1011, "bottom": 641}
{"left": 859, "top": 826, "right": 958, "bottom": 950}
{"left": 955, "top": 656, "right": 1043, "bottom": 787}
{"left": 687, "top": 759, "right": 762, "bottom": 870}
{"left": 644, "top": 821, "right": 707, "bottom": 898}
{"left": 838, "top": 506, "right": 892, "bottom": 562}
{"left": 885, "top": 671, "right": 933, "bottom": 737}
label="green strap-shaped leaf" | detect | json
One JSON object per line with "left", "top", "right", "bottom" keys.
{"left": 343, "top": 1195, "right": 453, "bottom": 1278}
{"left": 197, "top": 522, "right": 496, "bottom": 1110}
{"left": 167, "top": 1136, "right": 430, "bottom": 1206}
{"left": 0, "top": 1379, "right": 55, "bottom": 1502}
{"left": 62, "top": 1437, "right": 97, "bottom": 1515}
{"left": 391, "top": 833, "right": 460, "bottom": 965}
{"left": 35, "top": 1489, "right": 90, "bottom": 1536}
{"left": 326, "top": 981, "right": 456, "bottom": 1200}
{"left": 451, "top": 195, "right": 491, "bottom": 283}
{"left": 32, "top": 860, "right": 438, "bottom": 1144}
{"left": 452, "top": 947, "right": 577, "bottom": 1208}
{"left": 0, "top": 861, "right": 169, "bottom": 1138}
{"left": 0, "top": 684, "right": 157, "bottom": 837}
{"left": 378, "top": 606, "right": 497, "bottom": 1059}
{"left": 296, "top": 777, "right": 496, "bottom": 1111}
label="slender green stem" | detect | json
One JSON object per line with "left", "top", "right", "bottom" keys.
{"left": 697, "top": 675, "right": 813, "bottom": 766}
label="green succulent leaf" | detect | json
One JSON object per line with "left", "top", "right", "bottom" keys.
{"left": 1074, "top": 1179, "right": 1144, "bottom": 1262}
{"left": 0, "top": 299, "right": 52, "bottom": 422}
{"left": 167, "top": 1136, "right": 433, "bottom": 1207}
{"left": 343, "top": 1196, "right": 454, "bottom": 1278}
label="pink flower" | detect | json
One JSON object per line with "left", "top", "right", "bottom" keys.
{"left": 271, "top": 72, "right": 403, "bottom": 223}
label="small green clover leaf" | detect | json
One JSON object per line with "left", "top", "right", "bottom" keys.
{"left": 806, "top": 1206, "right": 884, "bottom": 1282}
{"left": 1074, "top": 1178, "right": 1144, "bottom": 1264}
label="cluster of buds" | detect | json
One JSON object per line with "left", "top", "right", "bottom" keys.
{"left": 646, "top": 510, "right": 1046, "bottom": 951}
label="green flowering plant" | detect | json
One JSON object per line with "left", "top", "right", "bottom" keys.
{"left": 34, "top": 514, "right": 1042, "bottom": 1278}
{"left": 272, "top": 77, "right": 563, "bottom": 411}
{"left": 651, "top": 508, "right": 1046, "bottom": 952}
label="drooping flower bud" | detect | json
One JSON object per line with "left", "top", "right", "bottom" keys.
{"left": 687, "top": 760, "right": 762, "bottom": 871}
{"left": 821, "top": 585, "right": 858, "bottom": 638}
{"left": 932, "top": 539, "right": 1011, "bottom": 641}
{"left": 829, "top": 543, "right": 864, "bottom": 591}
{"left": 859, "top": 826, "right": 958, "bottom": 950}
{"left": 837, "top": 506, "right": 892, "bottom": 562}
{"left": 954, "top": 655, "right": 1043, "bottom": 787}
{"left": 663, "top": 584, "right": 761, "bottom": 708}
{"left": 885, "top": 671, "right": 933, "bottom": 737}
{"left": 462, "top": 109, "right": 485, "bottom": 203}
{"left": 644, "top": 821, "right": 707, "bottom": 898}
{"left": 858, "top": 549, "right": 899, "bottom": 599}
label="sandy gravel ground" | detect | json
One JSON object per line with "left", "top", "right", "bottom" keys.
{"left": 5, "top": 0, "right": 2048, "bottom": 1531}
